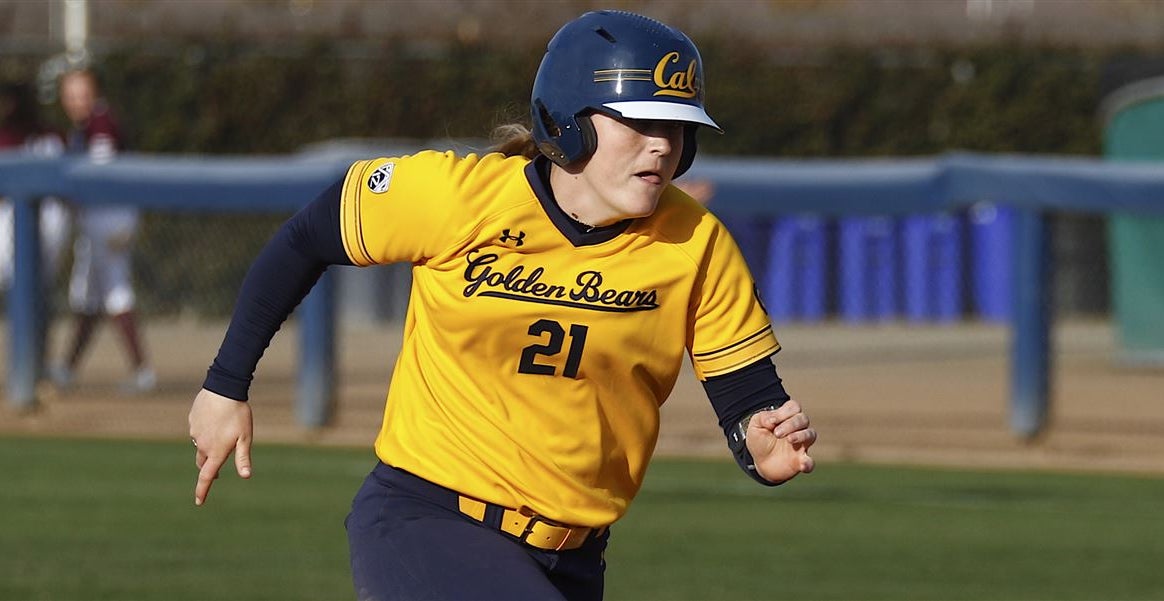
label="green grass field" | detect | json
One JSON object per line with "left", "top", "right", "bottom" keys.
{"left": 2, "top": 436, "right": 1162, "bottom": 601}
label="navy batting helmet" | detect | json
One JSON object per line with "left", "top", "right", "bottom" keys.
{"left": 530, "top": 10, "right": 721, "bottom": 179}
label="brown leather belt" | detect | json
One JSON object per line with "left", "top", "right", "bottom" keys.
{"left": 456, "top": 496, "right": 602, "bottom": 551}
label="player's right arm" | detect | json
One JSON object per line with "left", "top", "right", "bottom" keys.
{"left": 189, "top": 152, "right": 463, "bottom": 505}
{"left": 189, "top": 177, "right": 352, "bottom": 505}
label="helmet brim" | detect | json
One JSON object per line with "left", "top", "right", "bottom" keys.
{"left": 602, "top": 101, "right": 723, "bottom": 133}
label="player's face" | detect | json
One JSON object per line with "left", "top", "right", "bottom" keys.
{"left": 574, "top": 112, "right": 684, "bottom": 225}
{"left": 60, "top": 73, "right": 97, "bottom": 125}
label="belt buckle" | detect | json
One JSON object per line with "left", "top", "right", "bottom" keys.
{"left": 523, "top": 514, "right": 587, "bottom": 551}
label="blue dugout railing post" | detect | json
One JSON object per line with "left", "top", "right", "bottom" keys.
{"left": 1010, "top": 207, "right": 1052, "bottom": 438}
{"left": 296, "top": 268, "right": 337, "bottom": 428}
{"left": 7, "top": 193, "right": 43, "bottom": 411}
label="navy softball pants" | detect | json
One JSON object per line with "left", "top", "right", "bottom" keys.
{"left": 346, "top": 463, "right": 608, "bottom": 601}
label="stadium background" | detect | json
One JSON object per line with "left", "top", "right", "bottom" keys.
{"left": 2, "top": 0, "right": 1164, "bottom": 473}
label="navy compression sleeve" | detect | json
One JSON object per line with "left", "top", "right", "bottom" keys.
{"left": 202, "top": 177, "right": 353, "bottom": 400}
{"left": 702, "top": 357, "right": 792, "bottom": 485}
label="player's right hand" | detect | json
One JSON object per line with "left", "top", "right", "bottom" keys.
{"left": 188, "top": 388, "right": 253, "bottom": 507}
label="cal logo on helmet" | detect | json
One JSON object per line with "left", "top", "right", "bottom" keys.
{"left": 652, "top": 52, "right": 698, "bottom": 98}
{"left": 367, "top": 163, "right": 395, "bottom": 194}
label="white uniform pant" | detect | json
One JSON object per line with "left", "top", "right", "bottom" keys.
{"left": 68, "top": 206, "right": 139, "bottom": 315}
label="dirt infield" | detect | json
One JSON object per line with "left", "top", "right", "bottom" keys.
{"left": 2, "top": 317, "right": 1162, "bottom": 475}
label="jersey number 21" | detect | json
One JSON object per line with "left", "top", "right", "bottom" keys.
{"left": 518, "top": 319, "right": 589, "bottom": 378}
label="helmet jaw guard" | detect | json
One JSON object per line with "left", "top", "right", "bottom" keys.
{"left": 530, "top": 10, "right": 720, "bottom": 179}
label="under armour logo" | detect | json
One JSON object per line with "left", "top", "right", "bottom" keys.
{"left": 499, "top": 229, "right": 526, "bottom": 247}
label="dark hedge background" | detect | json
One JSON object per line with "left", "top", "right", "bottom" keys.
{"left": 84, "top": 40, "right": 1111, "bottom": 157}
{"left": 5, "top": 38, "right": 1148, "bottom": 316}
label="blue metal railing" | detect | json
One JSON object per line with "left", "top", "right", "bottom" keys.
{"left": 4, "top": 150, "right": 1164, "bottom": 435}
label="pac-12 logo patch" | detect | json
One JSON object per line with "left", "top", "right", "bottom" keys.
{"left": 367, "top": 163, "right": 395, "bottom": 194}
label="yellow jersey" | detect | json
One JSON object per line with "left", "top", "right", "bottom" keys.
{"left": 339, "top": 150, "right": 778, "bottom": 527}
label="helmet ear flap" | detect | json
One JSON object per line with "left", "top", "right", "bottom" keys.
{"left": 532, "top": 101, "right": 600, "bottom": 167}
{"left": 532, "top": 99, "right": 600, "bottom": 168}
{"left": 673, "top": 125, "right": 698, "bottom": 180}
{"left": 532, "top": 99, "right": 569, "bottom": 166}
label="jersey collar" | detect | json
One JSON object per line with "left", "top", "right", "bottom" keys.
{"left": 525, "top": 155, "right": 631, "bottom": 247}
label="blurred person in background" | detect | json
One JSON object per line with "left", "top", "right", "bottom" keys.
{"left": 0, "top": 80, "right": 71, "bottom": 380}
{"left": 189, "top": 10, "right": 815, "bottom": 601}
{"left": 674, "top": 178, "right": 715, "bottom": 206}
{"left": 48, "top": 68, "right": 155, "bottom": 394}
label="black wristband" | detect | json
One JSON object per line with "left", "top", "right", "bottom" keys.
{"left": 702, "top": 358, "right": 790, "bottom": 487}
{"left": 729, "top": 404, "right": 782, "bottom": 486}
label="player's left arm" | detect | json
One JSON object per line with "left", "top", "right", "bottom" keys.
{"left": 702, "top": 358, "right": 816, "bottom": 485}
{"left": 687, "top": 215, "right": 816, "bottom": 485}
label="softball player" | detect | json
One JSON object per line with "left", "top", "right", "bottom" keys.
{"left": 190, "top": 10, "right": 816, "bottom": 601}
{"left": 50, "top": 69, "right": 155, "bottom": 393}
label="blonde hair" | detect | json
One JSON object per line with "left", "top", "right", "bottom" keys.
{"left": 489, "top": 123, "right": 540, "bottom": 159}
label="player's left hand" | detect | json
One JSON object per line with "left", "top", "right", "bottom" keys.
{"left": 746, "top": 400, "right": 816, "bottom": 484}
